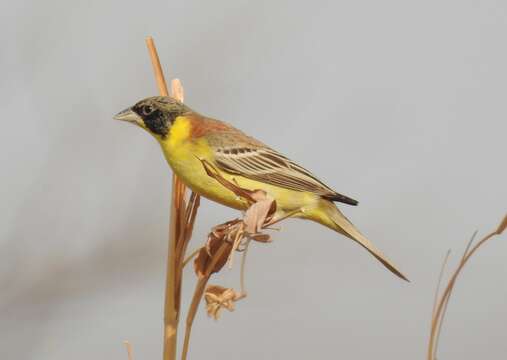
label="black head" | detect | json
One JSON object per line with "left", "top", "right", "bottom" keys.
{"left": 114, "top": 96, "right": 191, "bottom": 138}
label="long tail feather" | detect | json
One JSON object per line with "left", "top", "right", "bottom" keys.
{"left": 318, "top": 201, "right": 409, "bottom": 281}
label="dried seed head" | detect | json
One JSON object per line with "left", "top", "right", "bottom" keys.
{"left": 204, "top": 285, "right": 244, "bottom": 320}
{"left": 194, "top": 222, "right": 239, "bottom": 277}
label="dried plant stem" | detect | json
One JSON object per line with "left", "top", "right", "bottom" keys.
{"left": 123, "top": 341, "right": 134, "bottom": 360}
{"left": 174, "top": 192, "right": 200, "bottom": 314}
{"left": 239, "top": 239, "right": 251, "bottom": 295}
{"left": 181, "top": 278, "right": 208, "bottom": 360}
{"left": 183, "top": 248, "right": 200, "bottom": 268}
{"left": 431, "top": 249, "right": 451, "bottom": 320}
{"left": 427, "top": 214, "right": 507, "bottom": 360}
{"left": 433, "top": 232, "right": 476, "bottom": 356}
{"left": 146, "top": 37, "right": 169, "bottom": 97}
{"left": 145, "top": 36, "right": 195, "bottom": 360}
{"left": 163, "top": 191, "right": 180, "bottom": 360}
{"left": 181, "top": 242, "right": 231, "bottom": 360}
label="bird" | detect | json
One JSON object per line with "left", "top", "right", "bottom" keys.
{"left": 114, "top": 96, "right": 407, "bottom": 281}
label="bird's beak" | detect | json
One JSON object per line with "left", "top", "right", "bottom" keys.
{"left": 113, "top": 107, "right": 141, "bottom": 124}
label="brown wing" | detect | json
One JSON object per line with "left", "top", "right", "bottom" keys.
{"left": 202, "top": 122, "right": 358, "bottom": 205}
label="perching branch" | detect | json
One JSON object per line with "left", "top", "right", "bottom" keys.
{"left": 145, "top": 36, "right": 200, "bottom": 360}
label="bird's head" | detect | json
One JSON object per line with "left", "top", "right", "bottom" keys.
{"left": 114, "top": 96, "right": 190, "bottom": 138}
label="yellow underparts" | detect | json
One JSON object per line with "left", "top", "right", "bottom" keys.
{"left": 158, "top": 116, "right": 332, "bottom": 226}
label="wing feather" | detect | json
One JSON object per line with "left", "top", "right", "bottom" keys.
{"left": 213, "top": 146, "right": 358, "bottom": 205}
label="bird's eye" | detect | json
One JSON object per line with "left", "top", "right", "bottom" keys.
{"left": 141, "top": 105, "right": 154, "bottom": 115}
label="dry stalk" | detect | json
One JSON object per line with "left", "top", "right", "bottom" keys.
{"left": 427, "top": 213, "right": 507, "bottom": 360}
{"left": 181, "top": 242, "right": 231, "bottom": 360}
{"left": 123, "top": 341, "right": 134, "bottom": 360}
{"left": 145, "top": 37, "right": 200, "bottom": 360}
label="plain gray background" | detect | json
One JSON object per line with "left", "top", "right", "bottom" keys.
{"left": 2, "top": 0, "right": 506, "bottom": 359}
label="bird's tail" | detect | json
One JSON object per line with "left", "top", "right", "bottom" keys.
{"left": 308, "top": 200, "right": 409, "bottom": 281}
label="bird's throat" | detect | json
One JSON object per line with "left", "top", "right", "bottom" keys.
{"left": 166, "top": 116, "right": 192, "bottom": 150}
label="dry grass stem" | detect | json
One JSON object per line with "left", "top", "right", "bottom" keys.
{"left": 145, "top": 36, "right": 201, "bottom": 360}
{"left": 146, "top": 37, "right": 169, "bottom": 96}
{"left": 434, "top": 232, "right": 476, "bottom": 357}
{"left": 239, "top": 239, "right": 251, "bottom": 295}
{"left": 146, "top": 37, "right": 179, "bottom": 360}
{"left": 431, "top": 249, "right": 451, "bottom": 320}
{"left": 123, "top": 341, "right": 134, "bottom": 360}
{"left": 182, "top": 242, "right": 231, "bottom": 360}
{"left": 182, "top": 248, "right": 201, "bottom": 268}
{"left": 427, "top": 214, "right": 507, "bottom": 360}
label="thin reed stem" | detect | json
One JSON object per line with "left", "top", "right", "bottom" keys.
{"left": 145, "top": 36, "right": 185, "bottom": 360}
{"left": 181, "top": 242, "right": 231, "bottom": 360}
{"left": 123, "top": 341, "right": 134, "bottom": 360}
{"left": 427, "top": 225, "right": 504, "bottom": 360}
{"left": 431, "top": 250, "right": 451, "bottom": 320}
{"left": 428, "top": 213, "right": 507, "bottom": 360}
{"left": 183, "top": 248, "right": 200, "bottom": 268}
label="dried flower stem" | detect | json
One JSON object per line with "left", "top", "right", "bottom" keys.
{"left": 431, "top": 250, "right": 451, "bottom": 320}
{"left": 145, "top": 37, "right": 178, "bottom": 360}
{"left": 427, "top": 214, "right": 507, "bottom": 360}
{"left": 123, "top": 341, "right": 134, "bottom": 360}
{"left": 182, "top": 242, "right": 232, "bottom": 360}
{"left": 183, "top": 248, "right": 201, "bottom": 268}
{"left": 146, "top": 37, "right": 169, "bottom": 97}
{"left": 145, "top": 37, "right": 200, "bottom": 360}
{"left": 433, "top": 233, "right": 475, "bottom": 356}
{"left": 239, "top": 239, "right": 251, "bottom": 295}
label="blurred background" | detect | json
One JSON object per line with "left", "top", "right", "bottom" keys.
{"left": 1, "top": 0, "right": 506, "bottom": 359}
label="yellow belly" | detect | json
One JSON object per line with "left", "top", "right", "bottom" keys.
{"left": 159, "top": 135, "right": 318, "bottom": 214}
